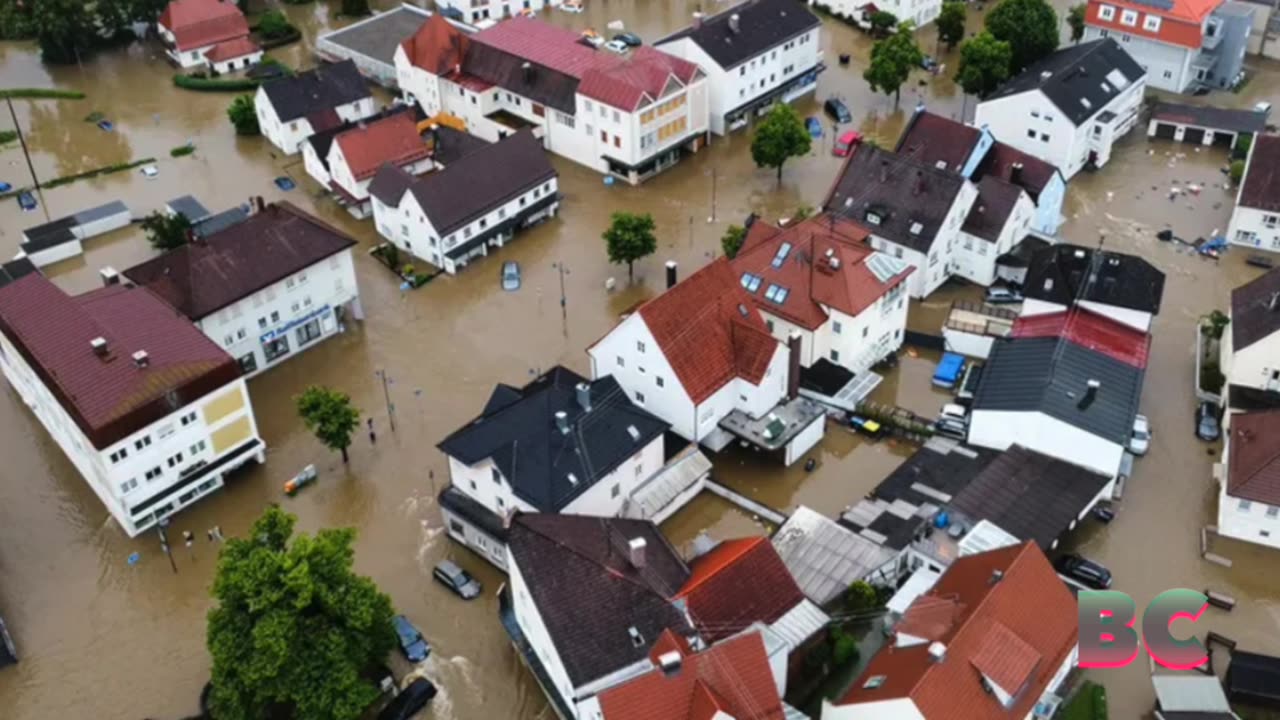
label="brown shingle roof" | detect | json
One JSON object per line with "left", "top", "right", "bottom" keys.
{"left": 895, "top": 110, "right": 981, "bottom": 172}
{"left": 333, "top": 112, "right": 429, "bottom": 181}
{"left": 0, "top": 274, "right": 240, "bottom": 449}
{"left": 1226, "top": 410, "right": 1280, "bottom": 506}
{"left": 1231, "top": 266, "right": 1280, "bottom": 351}
{"left": 122, "top": 202, "right": 356, "bottom": 320}
{"left": 1239, "top": 136, "right": 1280, "bottom": 213}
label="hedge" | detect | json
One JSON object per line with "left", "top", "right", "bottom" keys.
{"left": 171, "top": 145, "right": 196, "bottom": 158}
{"left": 258, "top": 28, "right": 302, "bottom": 50}
{"left": 43, "top": 158, "right": 157, "bottom": 189}
{"left": 0, "top": 130, "right": 16, "bottom": 144}
{"left": 0, "top": 88, "right": 86, "bottom": 100}
{"left": 173, "top": 74, "right": 260, "bottom": 92}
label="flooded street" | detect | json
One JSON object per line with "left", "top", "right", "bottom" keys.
{"left": 2, "top": 1, "right": 1280, "bottom": 718}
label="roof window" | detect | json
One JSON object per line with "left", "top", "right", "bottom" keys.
{"left": 771, "top": 242, "right": 793, "bottom": 268}
{"left": 764, "top": 284, "right": 790, "bottom": 304}
{"left": 909, "top": 222, "right": 924, "bottom": 235}
{"left": 741, "top": 272, "right": 763, "bottom": 293}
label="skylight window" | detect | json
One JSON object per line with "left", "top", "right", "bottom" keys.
{"left": 1100, "top": 81, "right": 1112, "bottom": 93}
{"left": 764, "top": 284, "right": 790, "bottom": 304}
{"left": 1105, "top": 68, "right": 1130, "bottom": 90}
{"left": 909, "top": 221, "right": 924, "bottom": 235}
{"left": 771, "top": 242, "right": 793, "bottom": 268}
{"left": 866, "top": 211, "right": 882, "bottom": 226}
{"left": 863, "top": 675, "right": 887, "bottom": 690}
{"left": 1080, "top": 97, "right": 1093, "bottom": 110}
{"left": 740, "top": 272, "right": 763, "bottom": 293}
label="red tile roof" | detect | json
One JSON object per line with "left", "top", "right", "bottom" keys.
{"left": 1085, "top": 0, "right": 1214, "bottom": 48}
{"left": 1227, "top": 410, "right": 1280, "bottom": 506}
{"left": 731, "top": 214, "right": 912, "bottom": 331}
{"left": 333, "top": 112, "right": 429, "bottom": 181}
{"left": 0, "top": 274, "right": 241, "bottom": 449}
{"left": 159, "top": 0, "right": 250, "bottom": 51}
{"left": 970, "top": 622, "right": 1043, "bottom": 697}
{"left": 635, "top": 258, "right": 781, "bottom": 405}
{"left": 597, "top": 632, "right": 786, "bottom": 720}
{"left": 676, "top": 538, "right": 805, "bottom": 643}
{"left": 204, "top": 36, "right": 260, "bottom": 63}
{"left": 400, "top": 14, "right": 471, "bottom": 75}
{"left": 837, "top": 542, "right": 1077, "bottom": 719}
{"left": 1012, "top": 308, "right": 1151, "bottom": 368}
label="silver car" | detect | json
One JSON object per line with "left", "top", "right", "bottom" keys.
{"left": 1129, "top": 414, "right": 1151, "bottom": 455}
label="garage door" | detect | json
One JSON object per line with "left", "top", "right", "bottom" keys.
{"left": 1153, "top": 122, "right": 1177, "bottom": 139}
{"left": 1213, "top": 131, "right": 1235, "bottom": 148}
{"left": 1184, "top": 127, "right": 1206, "bottom": 144}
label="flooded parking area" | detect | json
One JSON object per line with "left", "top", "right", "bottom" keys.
{"left": 1, "top": 1, "right": 1280, "bottom": 718}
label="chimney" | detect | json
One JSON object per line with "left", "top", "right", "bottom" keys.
{"left": 99, "top": 266, "right": 120, "bottom": 286}
{"left": 522, "top": 61, "right": 533, "bottom": 83}
{"left": 658, "top": 650, "right": 683, "bottom": 676}
{"left": 575, "top": 382, "right": 592, "bottom": 412}
{"left": 628, "top": 537, "right": 647, "bottom": 568}
{"left": 131, "top": 350, "right": 150, "bottom": 369}
{"left": 787, "top": 332, "right": 801, "bottom": 400}
{"left": 1040, "top": 70, "right": 1053, "bottom": 81}
{"left": 1009, "top": 162, "right": 1024, "bottom": 186}
{"left": 555, "top": 410, "right": 570, "bottom": 434}
{"left": 254, "top": 195, "right": 265, "bottom": 213}
{"left": 880, "top": 160, "right": 888, "bottom": 183}
{"left": 665, "top": 260, "right": 678, "bottom": 289}
{"left": 693, "top": 11, "right": 705, "bottom": 28}
{"left": 729, "top": 13, "right": 741, "bottom": 33}
{"left": 928, "top": 641, "right": 947, "bottom": 663}
{"left": 912, "top": 170, "right": 924, "bottom": 197}
{"left": 1077, "top": 379, "right": 1100, "bottom": 410}
{"left": 90, "top": 337, "right": 109, "bottom": 357}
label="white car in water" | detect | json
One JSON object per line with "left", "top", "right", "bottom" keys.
{"left": 1129, "top": 414, "right": 1151, "bottom": 456}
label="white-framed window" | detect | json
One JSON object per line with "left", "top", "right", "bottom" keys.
{"left": 1264, "top": 214, "right": 1279, "bottom": 228}
{"left": 617, "top": 356, "right": 625, "bottom": 367}
{"left": 833, "top": 320, "right": 843, "bottom": 334}
{"left": 120, "top": 478, "right": 138, "bottom": 494}
{"left": 656, "top": 376, "right": 664, "bottom": 387}
{"left": 1120, "top": 8, "right": 1137, "bottom": 25}
{"left": 1099, "top": 4, "right": 1115, "bottom": 20}
{"left": 635, "top": 391, "right": 645, "bottom": 404}
{"left": 1239, "top": 499, "right": 1253, "bottom": 511}
{"left": 637, "top": 341, "right": 645, "bottom": 353}
{"left": 1268, "top": 506, "right": 1280, "bottom": 518}
{"left": 145, "top": 467, "right": 162, "bottom": 481}
{"left": 1143, "top": 14, "right": 1161, "bottom": 32}
{"left": 134, "top": 436, "right": 152, "bottom": 451}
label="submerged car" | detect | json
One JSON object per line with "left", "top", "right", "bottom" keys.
{"left": 1056, "top": 554, "right": 1112, "bottom": 589}
{"left": 392, "top": 614, "right": 430, "bottom": 663}
{"left": 824, "top": 97, "right": 852, "bottom": 124}
{"left": 1129, "top": 414, "right": 1151, "bottom": 456}
{"left": 603, "top": 39, "right": 629, "bottom": 54}
{"left": 377, "top": 678, "right": 437, "bottom": 720}
{"left": 501, "top": 261, "right": 521, "bottom": 291}
{"left": 1196, "top": 401, "right": 1221, "bottom": 441}
{"left": 434, "top": 560, "right": 482, "bottom": 600}
{"left": 613, "top": 31, "right": 642, "bottom": 47}
{"left": 833, "top": 130, "right": 862, "bottom": 157}
{"left": 805, "top": 116, "right": 823, "bottom": 138}
{"left": 985, "top": 286, "right": 1024, "bottom": 304}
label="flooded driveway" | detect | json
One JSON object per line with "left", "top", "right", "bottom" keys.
{"left": 1, "top": 2, "right": 1279, "bottom": 718}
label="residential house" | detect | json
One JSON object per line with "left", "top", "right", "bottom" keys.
{"left": 968, "top": 309, "right": 1150, "bottom": 477}
{"left": 1021, "top": 243, "right": 1166, "bottom": 332}
{"left": 0, "top": 271, "right": 264, "bottom": 537}
{"left": 729, "top": 213, "right": 913, "bottom": 375}
{"left": 805, "top": 0, "right": 944, "bottom": 29}
{"left": 394, "top": 15, "right": 710, "bottom": 184}
{"left": 302, "top": 108, "right": 431, "bottom": 218}
{"left": 255, "top": 60, "right": 377, "bottom": 155}
{"left": 822, "top": 542, "right": 1078, "bottom": 720}
{"left": 587, "top": 258, "right": 826, "bottom": 463}
{"left": 158, "top": 0, "right": 261, "bottom": 72}
{"left": 655, "top": 0, "right": 823, "bottom": 136}
{"left": 1226, "top": 134, "right": 1280, "bottom": 254}
{"left": 1216, "top": 409, "right": 1280, "bottom": 549}
{"left": 823, "top": 143, "right": 978, "bottom": 298}
{"left": 771, "top": 505, "right": 901, "bottom": 608}
{"left": 1222, "top": 267, "right": 1280, "bottom": 407}
{"left": 370, "top": 129, "right": 558, "bottom": 274}
{"left": 436, "top": 0, "right": 558, "bottom": 25}
{"left": 1082, "top": 0, "right": 1254, "bottom": 93}
{"left": 975, "top": 38, "right": 1146, "bottom": 179}
{"left": 436, "top": 366, "right": 711, "bottom": 569}
{"left": 122, "top": 201, "right": 361, "bottom": 379}
{"left": 897, "top": 108, "right": 1066, "bottom": 243}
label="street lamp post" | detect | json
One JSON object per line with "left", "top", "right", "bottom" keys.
{"left": 6, "top": 97, "right": 50, "bottom": 222}
{"left": 157, "top": 519, "right": 177, "bottom": 575}
{"left": 376, "top": 370, "right": 396, "bottom": 433}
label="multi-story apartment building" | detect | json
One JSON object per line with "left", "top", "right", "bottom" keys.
{"left": 395, "top": 15, "right": 710, "bottom": 184}
{"left": 0, "top": 265, "right": 264, "bottom": 537}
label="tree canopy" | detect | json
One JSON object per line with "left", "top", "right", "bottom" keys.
{"left": 863, "top": 22, "right": 923, "bottom": 108}
{"left": 985, "top": 0, "right": 1059, "bottom": 72}
{"left": 721, "top": 225, "right": 747, "bottom": 259}
{"left": 956, "top": 31, "right": 1013, "bottom": 99}
{"left": 869, "top": 10, "right": 897, "bottom": 36}
{"left": 296, "top": 386, "right": 360, "bottom": 463}
{"left": 257, "top": 10, "right": 295, "bottom": 40}
{"left": 1067, "top": 3, "right": 1086, "bottom": 43}
{"left": 750, "top": 102, "right": 811, "bottom": 185}
{"left": 207, "top": 506, "right": 396, "bottom": 720}
{"left": 227, "top": 95, "right": 260, "bottom": 136}
{"left": 32, "top": 0, "right": 98, "bottom": 64}
{"left": 602, "top": 212, "right": 658, "bottom": 281}
{"left": 142, "top": 211, "right": 193, "bottom": 251}
{"left": 937, "top": 2, "right": 967, "bottom": 51}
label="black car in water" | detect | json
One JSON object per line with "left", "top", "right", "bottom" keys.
{"left": 824, "top": 98, "right": 852, "bottom": 124}
{"left": 377, "top": 678, "right": 437, "bottom": 720}
{"left": 1055, "top": 554, "right": 1112, "bottom": 589}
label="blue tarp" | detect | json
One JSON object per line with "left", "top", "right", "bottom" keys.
{"left": 933, "top": 353, "right": 965, "bottom": 388}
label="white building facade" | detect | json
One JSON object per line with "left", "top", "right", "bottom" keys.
{"left": 806, "top": 0, "right": 943, "bottom": 29}
{"left": 1227, "top": 135, "right": 1280, "bottom": 254}
{"left": 1215, "top": 410, "right": 1280, "bottom": 550}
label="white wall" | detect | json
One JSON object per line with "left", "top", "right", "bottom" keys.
{"left": 437, "top": 0, "right": 557, "bottom": 24}
{"left": 953, "top": 192, "right": 1035, "bottom": 288}
{"left": 1218, "top": 473, "right": 1280, "bottom": 549}
{"left": 968, "top": 409, "right": 1125, "bottom": 477}
{"left": 1227, "top": 142, "right": 1280, "bottom": 254}
{"left": 1083, "top": 25, "right": 1194, "bottom": 92}
{"left": 784, "top": 414, "right": 826, "bottom": 465}
{"left": 812, "top": 283, "right": 909, "bottom": 372}
{"left": 809, "top": 0, "right": 942, "bottom": 28}
{"left": 509, "top": 549, "right": 581, "bottom": 715}
{"left": 302, "top": 139, "right": 333, "bottom": 187}
{"left": 210, "top": 49, "right": 263, "bottom": 75}
{"left": 943, "top": 327, "right": 997, "bottom": 359}
{"left": 1078, "top": 299, "right": 1153, "bottom": 332}
{"left": 865, "top": 181, "right": 978, "bottom": 299}
{"left": 194, "top": 249, "right": 359, "bottom": 378}
{"left": 1229, "top": 334, "right": 1280, "bottom": 393}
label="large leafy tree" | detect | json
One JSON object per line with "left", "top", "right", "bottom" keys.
{"left": 207, "top": 506, "right": 396, "bottom": 720}
{"left": 1067, "top": 3, "right": 1087, "bottom": 43}
{"left": 141, "top": 211, "right": 193, "bottom": 251}
{"left": 721, "top": 225, "right": 747, "bottom": 259}
{"left": 869, "top": 10, "right": 897, "bottom": 37}
{"left": 227, "top": 95, "right": 260, "bottom": 136}
{"left": 936, "top": 2, "right": 967, "bottom": 51}
{"left": 602, "top": 212, "right": 657, "bottom": 281}
{"left": 750, "top": 102, "right": 811, "bottom": 186}
{"left": 32, "top": 0, "right": 98, "bottom": 64}
{"left": 256, "top": 10, "right": 295, "bottom": 40}
{"left": 864, "top": 22, "right": 923, "bottom": 108}
{"left": 296, "top": 386, "right": 360, "bottom": 463}
{"left": 956, "top": 31, "right": 1013, "bottom": 99}
{"left": 986, "top": 0, "right": 1059, "bottom": 72}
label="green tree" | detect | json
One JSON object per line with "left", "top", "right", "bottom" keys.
{"left": 341, "top": 0, "right": 371, "bottom": 16}
{"left": 869, "top": 10, "right": 897, "bottom": 37}
{"left": 296, "top": 386, "right": 360, "bottom": 463}
{"left": 207, "top": 506, "right": 396, "bottom": 720}
{"left": 227, "top": 94, "right": 259, "bottom": 136}
{"left": 937, "top": 2, "right": 967, "bottom": 51}
{"left": 864, "top": 22, "right": 923, "bottom": 108}
{"left": 256, "top": 10, "right": 293, "bottom": 40}
{"left": 1067, "top": 3, "right": 1087, "bottom": 43}
{"left": 844, "top": 580, "right": 881, "bottom": 613}
{"left": 32, "top": 0, "right": 98, "bottom": 64}
{"left": 986, "top": 0, "right": 1059, "bottom": 72}
{"left": 1230, "top": 159, "right": 1246, "bottom": 184}
{"left": 956, "top": 31, "right": 1013, "bottom": 99}
{"left": 750, "top": 102, "right": 811, "bottom": 186}
{"left": 721, "top": 224, "right": 747, "bottom": 259}
{"left": 141, "top": 211, "right": 193, "bottom": 251}
{"left": 602, "top": 212, "right": 658, "bottom": 281}
{"left": 830, "top": 627, "right": 860, "bottom": 666}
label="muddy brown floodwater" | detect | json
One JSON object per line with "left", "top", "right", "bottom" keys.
{"left": 2, "top": 1, "right": 1280, "bottom": 718}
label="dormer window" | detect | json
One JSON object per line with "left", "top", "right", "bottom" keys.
{"left": 863, "top": 675, "right": 887, "bottom": 689}
{"left": 866, "top": 211, "right": 882, "bottom": 226}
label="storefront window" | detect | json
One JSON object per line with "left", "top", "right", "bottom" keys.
{"left": 295, "top": 318, "right": 322, "bottom": 346}
{"left": 263, "top": 336, "right": 290, "bottom": 362}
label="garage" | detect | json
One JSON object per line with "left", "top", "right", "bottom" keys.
{"left": 1183, "top": 127, "right": 1207, "bottom": 145}
{"left": 1152, "top": 122, "right": 1177, "bottom": 139}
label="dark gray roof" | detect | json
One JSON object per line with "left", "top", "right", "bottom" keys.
{"left": 825, "top": 143, "right": 967, "bottom": 254}
{"left": 437, "top": 367, "right": 669, "bottom": 512}
{"left": 655, "top": 0, "right": 820, "bottom": 70}
{"left": 986, "top": 39, "right": 1145, "bottom": 126}
{"left": 1226, "top": 650, "right": 1280, "bottom": 706}
{"left": 462, "top": 42, "right": 580, "bottom": 115}
{"left": 429, "top": 125, "right": 490, "bottom": 166}
{"left": 21, "top": 201, "right": 130, "bottom": 252}
{"left": 1024, "top": 243, "right": 1165, "bottom": 315}
{"left": 368, "top": 163, "right": 416, "bottom": 207}
{"left": 260, "top": 60, "right": 371, "bottom": 123}
{"left": 166, "top": 195, "right": 211, "bottom": 222}
{"left": 1231, "top": 267, "right": 1280, "bottom": 351}
{"left": 318, "top": 4, "right": 431, "bottom": 66}
{"left": 974, "top": 336, "right": 1145, "bottom": 445}
{"left": 192, "top": 206, "right": 250, "bottom": 239}
{"left": 961, "top": 176, "right": 1024, "bottom": 243}
{"left": 506, "top": 514, "right": 693, "bottom": 686}
{"left": 1151, "top": 101, "right": 1267, "bottom": 134}
{"left": 438, "top": 485, "right": 507, "bottom": 541}
{"left": 948, "top": 445, "right": 1111, "bottom": 549}
{"left": 0, "top": 258, "right": 37, "bottom": 290}
{"left": 380, "top": 129, "right": 555, "bottom": 236}
{"left": 996, "top": 235, "right": 1050, "bottom": 268}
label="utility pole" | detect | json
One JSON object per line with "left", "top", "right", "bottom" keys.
{"left": 377, "top": 370, "right": 396, "bottom": 433}
{"left": 6, "top": 97, "right": 50, "bottom": 222}
{"left": 556, "top": 261, "right": 568, "bottom": 322}
{"left": 709, "top": 166, "right": 718, "bottom": 223}
{"left": 157, "top": 520, "right": 177, "bottom": 575}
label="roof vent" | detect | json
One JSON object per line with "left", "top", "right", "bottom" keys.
{"left": 132, "top": 350, "right": 150, "bottom": 368}
{"left": 1044, "top": 278, "right": 1054, "bottom": 292}
{"left": 1078, "top": 378, "right": 1100, "bottom": 410}
{"left": 629, "top": 536, "right": 647, "bottom": 568}
{"left": 1040, "top": 70, "right": 1053, "bottom": 81}
{"left": 658, "top": 650, "right": 683, "bottom": 675}
{"left": 575, "top": 382, "right": 592, "bottom": 412}
{"left": 1073, "top": 249, "right": 1087, "bottom": 259}
{"left": 91, "top": 337, "right": 109, "bottom": 357}
{"left": 990, "top": 569, "right": 1004, "bottom": 585}
{"left": 829, "top": 256, "right": 841, "bottom": 270}
{"left": 928, "top": 641, "right": 947, "bottom": 663}
{"left": 555, "top": 410, "right": 570, "bottom": 434}
{"left": 737, "top": 303, "right": 749, "bottom": 317}
{"left": 99, "top": 266, "right": 120, "bottom": 286}
{"left": 729, "top": 13, "right": 741, "bottom": 33}
{"left": 628, "top": 626, "right": 645, "bottom": 647}
{"left": 627, "top": 424, "right": 641, "bottom": 441}
{"left": 567, "top": 472, "right": 579, "bottom": 486}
